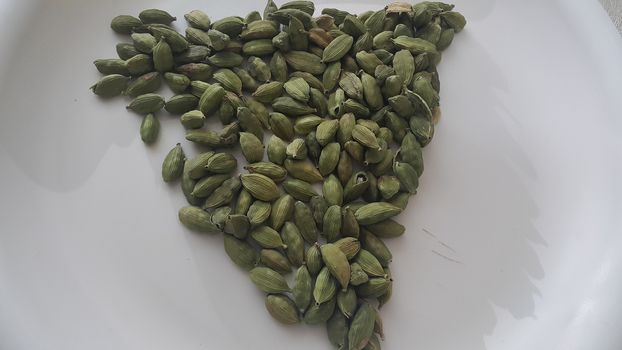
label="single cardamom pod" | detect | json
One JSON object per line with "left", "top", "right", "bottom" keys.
{"left": 322, "top": 174, "right": 344, "bottom": 207}
{"left": 116, "top": 43, "right": 140, "bottom": 60}
{"left": 241, "top": 20, "right": 278, "bottom": 40}
{"left": 164, "top": 94, "right": 198, "bottom": 114}
{"left": 206, "top": 29, "right": 230, "bottom": 51}
{"left": 337, "top": 287, "right": 358, "bottom": 318}
{"left": 125, "top": 72, "right": 161, "bottom": 98}
{"left": 355, "top": 51, "right": 383, "bottom": 75}
{"left": 180, "top": 110, "right": 205, "bottom": 129}
{"left": 295, "top": 201, "right": 319, "bottom": 243}
{"left": 365, "top": 9, "right": 386, "bottom": 36}
{"left": 185, "top": 152, "right": 215, "bottom": 179}
{"left": 322, "top": 34, "right": 353, "bottom": 63}
{"left": 320, "top": 243, "right": 350, "bottom": 290}
{"left": 288, "top": 15, "right": 309, "bottom": 51}
{"left": 284, "top": 77, "right": 310, "bottom": 103}
{"left": 251, "top": 225, "right": 286, "bottom": 249}
{"left": 267, "top": 135, "right": 287, "bottom": 165}
{"left": 315, "top": 119, "right": 339, "bottom": 146}
{"left": 131, "top": 32, "right": 158, "bottom": 54}
{"left": 282, "top": 179, "right": 317, "bottom": 202}
{"left": 241, "top": 173, "right": 280, "bottom": 202}
{"left": 323, "top": 205, "right": 343, "bottom": 243}
{"left": 361, "top": 72, "right": 384, "bottom": 111}
{"left": 265, "top": 294, "right": 300, "bottom": 324}
{"left": 110, "top": 15, "right": 142, "bottom": 34}
{"left": 393, "top": 161, "right": 419, "bottom": 194}
{"left": 223, "top": 235, "right": 257, "bottom": 270}
{"left": 90, "top": 74, "right": 129, "bottom": 97}
{"left": 140, "top": 113, "right": 159, "bottom": 144}
{"left": 163, "top": 72, "right": 191, "bottom": 94}
{"left": 308, "top": 27, "right": 332, "bottom": 48}
{"left": 178, "top": 206, "right": 221, "bottom": 233}
{"left": 185, "top": 10, "right": 211, "bottom": 30}
{"left": 272, "top": 97, "right": 317, "bottom": 117}
{"left": 161, "top": 143, "right": 185, "bottom": 182}
{"left": 244, "top": 162, "right": 288, "bottom": 183}
{"left": 378, "top": 267, "right": 393, "bottom": 308}
{"left": 334, "top": 237, "right": 360, "bottom": 260}
{"left": 318, "top": 142, "right": 341, "bottom": 177}
{"left": 343, "top": 171, "right": 369, "bottom": 203}
{"left": 339, "top": 71, "right": 363, "bottom": 101}
{"left": 303, "top": 296, "right": 336, "bottom": 324}
{"left": 352, "top": 31, "right": 374, "bottom": 54}
{"left": 283, "top": 51, "right": 326, "bottom": 75}
{"left": 361, "top": 229, "right": 393, "bottom": 266}
{"left": 352, "top": 125, "right": 380, "bottom": 150}
{"left": 364, "top": 219, "right": 405, "bottom": 238}
{"left": 282, "top": 222, "right": 305, "bottom": 266}
{"left": 270, "top": 194, "right": 294, "bottom": 231}
{"left": 94, "top": 58, "right": 129, "bottom": 76}
{"left": 341, "top": 99, "right": 370, "bottom": 118}
{"left": 284, "top": 159, "right": 323, "bottom": 183}
{"left": 205, "top": 152, "right": 237, "bottom": 173}
{"left": 238, "top": 132, "right": 265, "bottom": 163}
{"left": 260, "top": 249, "right": 292, "bottom": 274}
{"left": 355, "top": 249, "right": 385, "bottom": 277}
{"left": 294, "top": 115, "right": 323, "bottom": 136}
{"left": 242, "top": 39, "right": 276, "bottom": 56}
{"left": 198, "top": 84, "right": 226, "bottom": 114}
{"left": 207, "top": 51, "right": 243, "bottom": 68}
{"left": 356, "top": 277, "right": 391, "bottom": 298}
{"left": 234, "top": 189, "right": 253, "bottom": 215}
{"left": 348, "top": 302, "right": 375, "bottom": 350}
{"left": 342, "top": 207, "right": 360, "bottom": 238}
{"left": 247, "top": 200, "right": 272, "bottom": 226}
{"left": 377, "top": 175, "right": 400, "bottom": 200}
{"left": 224, "top": 214, "right": 251, "bottom": 239}
{"left": 337, "top": 151, "right": 353, "bottom": 186}
{"left": 394, "top": 23, "right": 413, "bottom": 37}
{"left": 139, "top": 8, "right": 176, "bottom": 25}
{"left": 176, "top": 63, "right": 213, "bottom": 81}
{"left": 126, "top": 54, "right": 153, "bottom": 76}
{"left": 314, "top": 266, "right": 338, "bottom": 305}
{"left": 355, "top": 202, "right": 401, "bottom": 225}
{"left": 272, "top": 31, "right": 292, "bottom": 53}
{"left": 327, "top": 310, "right": 349, "bottom": 348}
{"left": 309, "top": 195, "right": 328, "bottom": 226}
{"left": 191, "top": 174, "right": 230, "bottom": 198}
{"left": 350, "top": 262, "right": 369, "bottom": 286}
{"left": 280, "top": 1, "right": 315, "bottom": 15}
{"left": 250, "top": 267, "right": 290, "bottom": 293}
{"left": 269, "top": 112, "right": 296, "bottom": 141}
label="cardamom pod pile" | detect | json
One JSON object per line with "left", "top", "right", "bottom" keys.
{"left": 91, "top": 2, "right": 466, "bottom": 349}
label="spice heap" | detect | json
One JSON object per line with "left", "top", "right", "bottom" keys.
{"left": 91, "top": 1, "right": 466, "bottom": 349}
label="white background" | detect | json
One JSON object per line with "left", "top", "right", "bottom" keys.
{"left": 0, "top": 1, "right": 621, "bottom": 349}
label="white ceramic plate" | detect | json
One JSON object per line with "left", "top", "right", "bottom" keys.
{"left": 1, "top": 1, "right": 621, "bottom": 349}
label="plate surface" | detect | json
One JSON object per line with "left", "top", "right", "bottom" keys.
{"left": 1, "top": 1, "right": 621, "bottom": 349}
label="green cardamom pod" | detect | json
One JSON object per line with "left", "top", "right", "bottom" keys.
{"left": 269, "top": 112, "right": 296, "bottom": 141}
{"left": 378, "top": 175, "right": 400, "bottom": 200}
{"left": 224, "top": 214, "right": 251, "bottom": 239}
{"left": 260, "top": 249, "right": 292, "bottom": 274}
{"left": 267, "top": 135, "right": 287, "bottom": 165}
{"left": 352, "top": 124, "right": 380, "bottom": 150}
{"left": 355, "top": 202, "right": 401, "bottom": 225}
{"left": 314, "top": 266, "right": 338, "bottom": 305}
{"left": 140, "top": 113, "right": 159, "bottom": 144}
{"left": 223, "top": 235, "right": 258, "bottom": 270}
{"left": 110, "top": 15, "right": 142, "bottom": 34}
{"left": 185, "top": 152, "right": 214, "bottom": 179}
{"left": 203, "top": 177, "right": 241, "bottom": 209}
{"left": 241, "top": 173, "right": 280, "bottom": 202}
{"left": 295, "top": 201, "right": 319, "bottom": 243}
{"left": 184, "top": 10, "right": 211, "bottom": 30}
{"left": 342, "top": 206, "right": 360, "bottom": 238}
{"left": 265, "top": 294, "right": 300, "bottom": 324}
{"left": 244, "top": 162, "right": 288, "bottom": 183}
{"left": 394, "top": 23, "right": 413, "bottom": 38}
{"left": 350, "top": 262, "right": 369, "bottom": 286}
{"left": 361, "top": 229, "right": 392, "bottom": 266}
{"left": 178, "top": 206, "right": 221, "bottom": 233}
{"left": 355, "top": 249, "right": 385, "bottom": 277}
{"left": 348, "top": 302, "right": 375, "bottom": 350}
{"left": 270, "top": 194, "right": 294, "bottom": 231}
{"left": 241, "top": 20, "right": 278, "bottom": 40}
{"left": 283, "top": 51, "right": 326, "bottom": 75}
{"left": 303, "top": 296, "right": 336, "bottom": 324}
{"left": 337, "top": 151, "right": 353, "bottom": 187}
{"left": 282, "top": 179, "right": 317, "bottom": 202}
{"left": 205, "top": 152, "right": 237, "bottom": 173}
{"left": 116, "top": 43, "right": 140, "bottom": 60}
{"left": 323, "top": 205, "right": 342, "bottom": 242}
{"left": 90, "top": 74, "right": 129, "bottom": 97}
{"left": 139, "top": 8, "right": 176, "bottom": 25}
{"left": 315, "top": 119, "right": 339, "bottom": 146}
{"left": 284, "top": 159, "right": 323, "bottom": 183}
{"left": 293, "top": 265, "right": 313, "bottom": 310}
{"left": 339, "top": 71, "right": 363, "bottom": 101}
{"left": 127, "top": 93, "right": 165, "bottom": 115}
{"left": 161, "top": 144, "right": 185, "bottom": 182}
{"left": 282, "top": 222, "right": 305, "bottom": 266}
{"left": 238, "top": 132, "right": 265, "bottom": 163}
{"left": 251, "top": 225, "right": 286, "bottom": 249}
{"left": 365, "top": 219, "right": 405, "bottom": 239}
{"left": 248, "top": 200, "right": 271, "bottom": 227}
{"left": 322, "top": 34, "right": 353, "bottom": 63}
{"left": 293, "top": 115, "right": 323, "bottom": 136}
{"left": 179, "top": 110, "right": 205, "bottom": 129}
{"left": 355, "top": 51, "right": 383, "bottom": 75}
{"left": 125, "top": 72, "right": 161, "bottom": 97}
{"left": 393, "top": 161, "right": 419, "bottom": 194}
{"left": 94, "top": 58, "right": 129, "bottom": 76}
{"left": 318, "top": 143, "right": 341, "bottom": 177}
{"left": 356, "top": 277, "right": 390, "bottom": 298}
{"left": 320, "top": 243, "right": 350, "bottom": 290}
{"left": 323, "top": 174, "right": 344, "bottom": 207}
{"left": 352, "top": 31, "right": 373, "bottom": 53}
{"left": 284, "top": 77, "right": 310, "bottom": 103}
{"left": 286, "top": 138, "right": 308, "bottom": 160}
{"left": 361, "top": 72, "right": 384, "bottom": 111}
{"left": 164, "top": 94, "right": 198, "bottom": 114}
{"left": 343, "top": 171, "right": 369, "bottom": 203}
{"left": 373, "top": 31, "right": 395, "bottom": 51}
{"left": 327, "top": 310, "right": 349, "bottom": 348}
{"left": 334, "top": 237, "right": 360, "bottom": 260}
{"left": 250, "top": 267, "right": 290, "bottom": 293}
{"left": 337, "top": 287, "right": 358, "bottom": 318}
{"left": 176, "top": 63, "right": 213, "bottom": 82}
